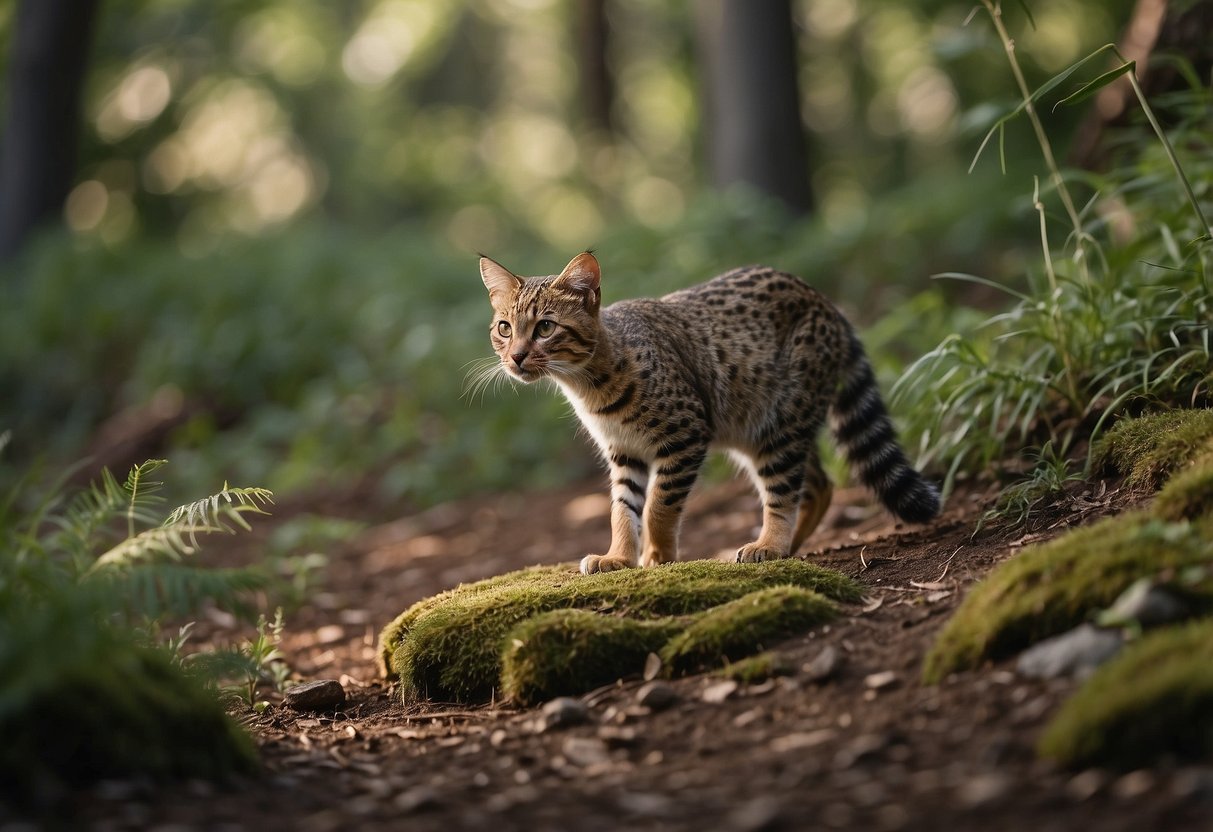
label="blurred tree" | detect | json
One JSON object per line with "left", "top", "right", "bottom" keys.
{"left": 0, "top": 0, "right": 100, "bottom": 262}
{"left": 578, "top": 0, "right": 615, "bottom": 133}
{"left": 697, "top": 0, "right": 812, "bottom": 213}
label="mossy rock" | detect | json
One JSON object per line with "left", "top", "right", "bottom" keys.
{"left": 1092, "top": 409, "right": 1213, "bottom": 490}
{"left": 380, "top": 559, "right": 860, "bottom": 704}
{"left": 500, "top": 609, "right": 682, "bottom": 706}
{"left": 923, "top": 512, "right": 1213, "bottom": 682}
{"left": 1038, "top": 619, "right": 1213, "bottom": 769}
{"left": 661, "top": 586, "right": 837, "bottom": 675}
{"left": 0, "top": 635, "right": 257, "bottom": 804}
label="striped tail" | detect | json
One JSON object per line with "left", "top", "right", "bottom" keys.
{"left": 830, "top": 332, "right": 940, "bottom": 524}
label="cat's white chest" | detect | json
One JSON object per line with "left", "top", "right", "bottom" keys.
{"left": 556, "top": 383, "right": 650, "bottom": 460}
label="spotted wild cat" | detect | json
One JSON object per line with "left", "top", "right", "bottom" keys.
{"left": 478, "top": 252, "right": 940, "bottom": 575}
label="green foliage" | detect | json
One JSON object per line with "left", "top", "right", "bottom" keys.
{"left": 0, "top": 459, "right": 274, "bottom": 797}
{"left": 660, "top": 586, "right": 837, "bottom": 675}
{"left": 717, "top": 651, "right": 794, "bottom": 684}
{"left": 894, "top": 40, "right": 1213, "bottom": 494}
{"left": 1038, "top": 619, "right": 1213, "bottom": 769}
{"left": 380, "top": 559, "right": 859, "bottom": 704}
{"left": 1092, "top": 409, "right": 1213, "bottom": 490}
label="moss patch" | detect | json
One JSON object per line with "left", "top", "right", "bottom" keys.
{"left": 1152, "top": 462, "right": 1213, "bottom": 523}
{"left": 381, "top": 559, "right": 858, "bottom": 704}
{"left": 1092, "top": 409, "right": 1213, "bottom": 490}
{"left": 717, "top": 651, "right": 794, "bottom": 684}
{"left": 661, "top": 586, "right": 837, "bottom": 675}
{"left": 500, "top": 609, "right": 682, "bottom": 706}
{"left": 923, "top": 512, "right": 1213, "bottom": 682}
{"left": 1038, "top": 619, "right": 1213, "bottom": 769}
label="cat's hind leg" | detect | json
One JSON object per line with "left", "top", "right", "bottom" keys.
{"left": 790, "top": 451, "right": 832, "bottom": 553}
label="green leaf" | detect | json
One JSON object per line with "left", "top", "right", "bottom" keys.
{"left": 1053, "top": 62, "right": 1135, "bottom": 111}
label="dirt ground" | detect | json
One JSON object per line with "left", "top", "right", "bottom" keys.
{"left": 68, "top": 471, "right": 1213, "bottom": 831}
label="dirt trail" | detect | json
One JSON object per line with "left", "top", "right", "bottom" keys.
{"left": 74, "top": 476, "right": 1212, "bottom": 831}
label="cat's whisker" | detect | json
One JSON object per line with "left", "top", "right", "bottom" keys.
{"left": 462, "top": 358, "right": 510, "bottom": 403}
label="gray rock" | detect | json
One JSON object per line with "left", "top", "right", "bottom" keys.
{"left": 1016, "top": 624, "right": 1123, "bottom": 679}
{"left": 804, "top": 645, "right": 842, "bottom": 682}
{"left": 702, "top": 680, "right": 738, "bottom": 703}
{"left": 539, "top": 696, "right": 589, "bottom": 731}
{"left": 561, "top": 736, "right": 611, "bottom": 767}
{"left": 1101, "top": 578, "right": 1191, "bottom": 628}
{"left": 863, "top": 670, "right": 898, "bottom": 690}
{"left": 284, "top": 679, "right": 345, "bottom": 712}
{"left": 635, "top": 681, "right": 678, "bottom": 711}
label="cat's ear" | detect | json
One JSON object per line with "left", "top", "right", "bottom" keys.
{"left": 554, "top": 251, "right": 602, "bottom": 310}
{"left": 479, "top": 256, "right": 522, "bottom": 306}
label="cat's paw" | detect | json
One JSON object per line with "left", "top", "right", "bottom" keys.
{"left": 735, "top": 543, "right": 787, "bottom": 563}
{"left": 639, "top": 549, "right": 675, "bottom": 568}
{"left": 580, "top": 554, "right": 633, "bottom": 575}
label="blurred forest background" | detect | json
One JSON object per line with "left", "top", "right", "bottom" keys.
{"left": 0, "top": 0, "right": 1204, "bottom": 515}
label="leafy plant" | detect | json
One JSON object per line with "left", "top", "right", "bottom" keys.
{"left": 894, "top": 3, "right": 1213, "bottom": 499}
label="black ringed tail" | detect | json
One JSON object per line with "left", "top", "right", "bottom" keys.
{"left": 830, "top": 331, "right": 941, "bottom": 524}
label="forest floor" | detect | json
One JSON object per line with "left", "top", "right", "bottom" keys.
{"left": 73, "top": 470, "right": 1212, "bottom": 832}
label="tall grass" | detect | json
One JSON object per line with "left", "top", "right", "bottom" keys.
{"left": 894, "top": 3, "right": 1212, "bottom": 501}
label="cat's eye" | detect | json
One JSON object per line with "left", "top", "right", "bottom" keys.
{"left": 534, "top": 320, "right": 557, "bottom": 338}
{"left": 496, "top": 321, "right": 512, "bottom": 337}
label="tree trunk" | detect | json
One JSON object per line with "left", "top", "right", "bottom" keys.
{"left": 577, "top": 0, "right": 614, "bottom": 134}
{"left": 697, "top": 0, "right": 812, "bottom": 214}
{"left": 0, "top": 0, "right": 101, "bottom": 262}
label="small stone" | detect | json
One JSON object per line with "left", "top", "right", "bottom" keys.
{"left": 562, "top": 737, "right": 611, "bottom": 767}
{"left": 539, "top": 697, "right": 589, "bottom": 731}
{"left": 636, "top": 681, "right": 678, "bottom": 711}
{"left": 1016, "top": 625, "right": 1123, "bottom": 679}
{"left": 393, "top": 785, "right": 439, "bottom": 813}
{"left": 834, "top": 733, "right": 888, "bottom": 768}
{"left": 597, "top": 725, "right": 638, "bottom": 747}
{"left": 863, "top": 670, "right": 898, "bottom": 690}
{"left": 804, "top": 645, "right": 842, "bottom": 682}
{"left": 1101, "top": 579, "right": 1191, "bottom": 628}
{"left": 284, "top": 679, "right": 346, "bottom": 712}
{"left": 643, "top": 652, "right": 663, "bottom": 681}
{"left": 1112, "top": 770, "right": 1155, "bottom": 800}
{"left": 956, "top": 772, "right": 1011, "bottom": 808}
{"left": 702, "top": 680, "right": 738, "bottom": 703}
{"left": 770, "top": 729, "right": 836, "bottom": 753}
{"left": 1066, "top": 769, "right": 1109, "bottom": 802}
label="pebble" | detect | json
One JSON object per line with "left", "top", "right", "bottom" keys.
{"left": 561, "top": 737, "right": 611, "bottom": 767}
{"left": 725, "top": 796, "right": 783, "bottom": 832}
{"left": 539, "top": 697, "right": 589, "bottom": 731}
{"left": 804, "top": 645, "right": 842, "bottom": 682}
{"left": 770, "top": 729, "right": 836, "bottom": 753}
{"left": 863, "top": 670, "right": 898, "bottom": 690}
{"left": 834, "top": 734, "right": 888, "bottom": 768}
{"left": 702, "top": 680, "right": 739, "bottom": 703}
{"left": 1016, "top": 625, "right": 1123, "bottom": 679}
{"left": 643, "top": 652, "right": 663, "bottom": 681}
{"left": 1112, "top": 770, "right": 1155, "bottom": 800}
{"left": 956, "top": 772, "right": 1011, "bottom": 808}
{"left": 393, "top": 785, "right": 440, "bottom": 813}
{"left": 1101, "top": 578, "right": 1191, "bottom": 628}
{"left": 284, "top": 680, "right": 346, "bottom": 712}
{"left": 1066, "top": 769, "right": 1109, "bottom": 801}
{"left": 636, "top": 681, "right": 678, "bottom": 711}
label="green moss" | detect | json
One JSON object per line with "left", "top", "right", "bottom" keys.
{"left": 382, "top": 559, "right": 859, "bottom": 704}
{"left": 500, "top": 609, "right": 682, "bottom": 706}
{"left": 0, "top": 637, "right": 257, "bottom": 803}
{"left": 1092, "top": 409, "right": 1213, "bottom": 490}
{"left": 1038, "top": 619, "right": 1213, "bottom": 769}
{"left": 661, "top": 586, "right": 837, "bottom": 675}
{"left": 717, "top": 651, "right": 794, "bottom": 684}
{"left": 923, "top": 512, "right": 1213, "bottom": 683}
{"left": 1152, "top": 461, "right": 1213, "bottom": 523}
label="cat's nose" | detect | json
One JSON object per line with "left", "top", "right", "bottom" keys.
{"left": 511, "top": 351, "right": 528, "bottom": 368}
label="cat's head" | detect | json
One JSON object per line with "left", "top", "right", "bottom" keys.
{"left": 479, "top": 252, "right": 602, "bottom": 383}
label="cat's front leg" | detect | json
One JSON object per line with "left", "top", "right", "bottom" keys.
{"left": 640, "top": 441, "right": 707, "bottom": 567}
{"left": 580, "top": 453, "right": 649, "bottom": 575}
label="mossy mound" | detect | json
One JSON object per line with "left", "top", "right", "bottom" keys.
{"left": 1152, "top": 462, "right": 1213, "bottom": 523}
{"left": 1093, "top": 409, "right": 1213, "bottom": 490}
{"left": 923, "top": 512, "right": 1213, "bottom": 682}
{"left": 1038, "top": 619, "right": 1213, "bottom": 769}
{"left": 380, "top": 559, "right": 859, "bottom": 704}
{"left": 0, "top": 632, "right": 257, "bottom": 804}
{"left": 500, "top": 610, "right": 682, "bottom": 706}
{"left": 661, "top": 586, "right": 837, "bottom": 675}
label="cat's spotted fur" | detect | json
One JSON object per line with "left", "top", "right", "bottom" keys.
{"left": 480, "top": 252, "right": 940, "bottom": 574}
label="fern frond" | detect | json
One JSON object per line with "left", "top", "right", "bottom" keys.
{"left": 88, "top": 523, "right": 224, "bottom": 572}
{"left": 98, "top": 564, "right": 269, "bottom": 620}
{"left": 166, "top": 485, "right": 275, "bottom": 532}
{"left": 124, "top": 459, "right": 168, "bottom": 538}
